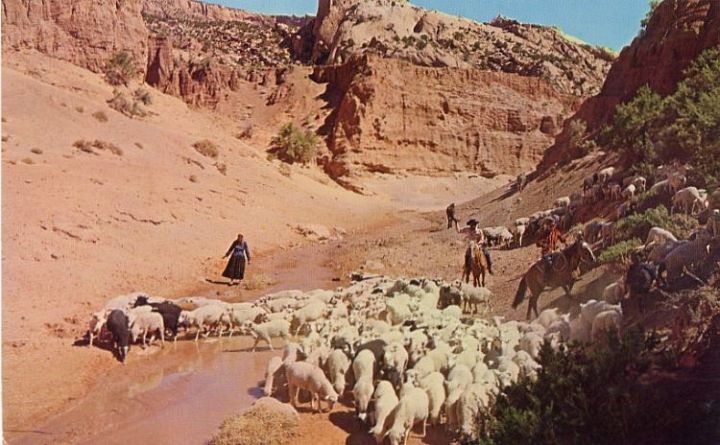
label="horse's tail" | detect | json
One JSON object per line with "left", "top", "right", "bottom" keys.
{"left": 512, "top": 277, "right": 528, "bottom": 309}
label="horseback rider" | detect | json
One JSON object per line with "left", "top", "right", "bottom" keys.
{"left": 455, "top": 219, "right": 494, "bottom": 275}
{"left": 536, "top": 217, "right": 566, "bottom": 275}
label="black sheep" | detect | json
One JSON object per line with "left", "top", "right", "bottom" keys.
{"left": 134, "top": 299, "right": 182, "bottom": 340}
{"left": 106, "top": 309, "right": 131, "bottom": 363}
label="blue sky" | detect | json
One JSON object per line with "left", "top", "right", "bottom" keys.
{"left": 209, "top": 0, "right": 652, "bottom": 51}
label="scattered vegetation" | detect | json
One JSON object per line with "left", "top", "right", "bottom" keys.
{"left": 270, "top": 123, "right": 318, "bottom": 165}
{"left": 236, "top": 125, "right": 254, "bottom": 140}
{"left": 598, "top": 47, "right": 720, "bottom": 188}
{"left": 104, "top": 51, "right": 136, "bottom": 86}
{"left": 473, "top": 329, "right": 720, "bottom": 445}
{"left": 21, "top": 157, "right": 34, "bottom": 165}
{"left": 75, "top": 106, "right": 84, "bottom": 113}
{"left": 193, "top": 140, "right": 220, "bottom": 159}
{"left": 30, "top": 148, "right": 43, "bottom": 155}
{"left": 134, "top": 142, "right": 144, "bottom": 149}
{"left": 614, "top": 205, "right": 696, "bottom": 242}
{"left": 107, "top": 90, "right": 147, "bottom": 118}
{"left": 189, "top": 175, "right": 198, "bottom": 183}
{"left": 92, "top": 111, "right": 108, "bottom": 122}
{"left": 597, "top": 238, "right": 642, "bottom": 264}
{"left": 133, "top": 88, "right": 152, "bottom": 106}
{"left": 640, "top": 0, "right": 662, "bottom": 31}
{"left": 215, "top": 162, "right": 227, "bottom": 176}
{"left": 73, "top": 139, "right": 123, "bottom": 156}
{"left": 209, "top": 403, "right": 297, "bottom": 445}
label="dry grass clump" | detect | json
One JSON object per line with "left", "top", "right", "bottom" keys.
{"left": 21, "top": 157, "right": 34, "bottom": 165}
{"left": 243, "top": 272, "right": 278, "bottom": 291}
{"left": 209, "top": 404, "right": 298, "bottom": 445}
{"left": 189, "top": 174, "right": 198, "bottom": 183}
{"left": 193, "top": 140, "right": 220, "bottom": 158}
{"left": 104, "top": 51, "right": 136, "bottom": 86}
{"left": 236, "top": 124, "right": 253, "bottom": 140}
{"left": 107, "top": 90, "right": 147, "bottom": 118}
{"left": 75, "top": 106, "right": 84, "bottom": 113}
{"left": 133, "top": 88, "right": 152, "bottom": 105}
{"left": 73, "top": 139, "right": 123, "bottom": 156}
{"left": 92, "top": 111, "right": 108, "bottom": 122}
{"left": 30, "top": 148, "right": 43, "bottom": 155}
{"left": 215, "top": 162, "right": 227, "bottom": 176}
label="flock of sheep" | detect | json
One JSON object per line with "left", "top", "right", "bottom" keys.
{"left": 86, "top": 276, "right": 623, "bottom": 444}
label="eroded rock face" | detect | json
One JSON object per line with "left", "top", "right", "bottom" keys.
{"left": 2, "top": 0, "right": 148, "bottom": 75}
{"left": 299, "top": 0, "right": 613, "bottom": 97}
{"left": 314, "top": 54, "right": 580, "bottom": 177}
{"left": 541, "top": 0, "right": 720, "bottom": 167}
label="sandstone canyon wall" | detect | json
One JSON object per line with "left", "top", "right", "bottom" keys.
{"left": 541, "top": 0, "right": 720, "bottom": 167}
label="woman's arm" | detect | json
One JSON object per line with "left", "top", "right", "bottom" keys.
{"left": 244, "top": 241, "right": 251, "bottom": 262}
{"left": 223, "top": 240, "right": 237, "bottom": 258}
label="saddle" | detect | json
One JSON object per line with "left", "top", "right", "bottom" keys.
{"left": 541, "top": 251, "right": 569, "bottom": 274}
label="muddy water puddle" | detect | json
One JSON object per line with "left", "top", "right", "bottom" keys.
{"left": 10, "top": 337, "right": 276, "bottom": 445}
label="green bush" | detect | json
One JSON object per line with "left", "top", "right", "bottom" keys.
{"left": 597, "top": 238, "right": 642, "bottom": 264}
{"left": 104, "top": 51, "right": 136, "bottom": 86}
{"left": 473, "top": 329, "right": 720, "bottom": 445}
{"left": 615, "top": 205, "right": 696, "bottom": 242}
{"left": 270, "top": 123, "right": 318, "bottom": 164}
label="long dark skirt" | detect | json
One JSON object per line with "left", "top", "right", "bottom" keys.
{"left": 222, "top": 255, "right": 246, "bottom": 280}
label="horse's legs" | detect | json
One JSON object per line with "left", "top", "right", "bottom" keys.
{"left": 481, "top": 270, "right": 486, "bottom": 287}
{"left": 526, "top": 296, "right": 534, "bottom": 320}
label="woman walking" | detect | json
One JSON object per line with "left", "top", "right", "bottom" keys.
{"left": 222, "top": 233, "right": 251, "bottom": 285}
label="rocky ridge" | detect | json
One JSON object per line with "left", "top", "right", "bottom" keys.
{"left": 541, "top": 0, "right": 720, "bottom": 167}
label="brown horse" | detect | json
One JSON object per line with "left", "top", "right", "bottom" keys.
{"left": 512, "top": 239, "right": 596, "bottom": 320}
{"left": 462, "top": 242, "right": 488, "bottom": 287}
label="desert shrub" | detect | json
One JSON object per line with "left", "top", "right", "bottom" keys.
{"left": 107, "top": 90, "right": 146, "bottom": 118}
{"left": 193, "top": 140, "right": 220, "bottom": 158}
{"left": 598, "top": 48, "right": 720, "bottom": 188}
{"left": 21, "top": 157, "right": 34, "bottom": 165}
{"left": 236, "top": 125, "right": 253, "bottom": 140}
{"left": 215, "top": 162, "right": 227, "bottom": 175}
{"left": 30, "top": 148, "right": 43, "bottom": 155}
{"left": 270, "top": 123, "right": 318, "bottom": 164}
{"left": 104, "top": 51, "right": 136, "bottom": 86}
{"left": 189, "top": 175, "right": 198, "bottom": 183}
{"left": 615, "top": 205, "right": 696, "bottom": 242}
{"left": 72, "top": 139, "right": 122, "bottom": 156}
{"left": 640, "top": 0, "right": 662, "bottom": 30}
{"left": 92, "top": 111, "right": 108, "bottom": 122}
{"left": 133, "top": 88, "right": 152, "bottom": 105}
{"left": 75, "top": 106, "right": 84, "bottom": 113}
{"left": 473, "top": 328, "right": 720, "bottom": 445}
{"left": 597, "top": 238, "right": 642, "bottom": 264}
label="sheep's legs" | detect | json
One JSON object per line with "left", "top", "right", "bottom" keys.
{"left": 420, "top": 418, "right": 427, "bottom": 437}
{"left": 195, "top": 326, "right": 201, "bottom": 342}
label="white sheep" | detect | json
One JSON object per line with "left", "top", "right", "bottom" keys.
{"left": 659, "top": 232, "right": 712, "bottom": 281}
{"left": 129, "top": 311, "right": 165, "bottom": 348}
{"left": 325, "top": 349, "right": 351, "bottom": 396}
{"left": 580, "top": 300, "right": 622, "bottom": 327}
{"left": 263, "top": 356, "right": 284, "bottom": 396}
{"left": 227, "top": 307, "right": 267, "bottom": 336}
{"left": 353, "top": 348, "right": 376, "bottom": 384}
{"left": 591, "top": 310, "right": 623, "bottom": 343}
{"left": 353, "top": 375, "right": 374, "bottom": 421}
{"left": 545, "top": 315, "right": 571, "bottom": 342}
{"left": 87, "top": 310, "right": 108, "bottom": 347}
{"left": 645, "top": 227, "right": 678, "bottom": 250}
{"left": 285, "top": 361, "right": 338, "bottom": 413}
{"left": 597, "top": 167, "right": 615, "bottom": 184}
{"left": 513, "top": 221, "right": 527, "bottom": 247}
{"left": 458, "top": 383, "right": 493, "bottom": 437}
{"left": 418, "top": 371, "right": 446, "bottom": 426}
{"left": 650, "top": 178, "right": 669, "bottom": 194}
{"left": 519, "top": 331, "right": 544, "bottom": 359}
{"left": 370, "top": 380, "right": 400, "bottom": 442}
{"left": 444, "top": 364, "right": 474, "bottom": 429}
{"left": 668, "top": 173, "right": 687, "bottom": 194}
{"left": 384, "top": 385, "right": 429, "bottom": 445}
{"left": 291, "top": 301, "right": 327, "bottom": 335}
{"left": 178, "top": 305, "right": 227, "bottom": 342}
{"left": 247, "top": 319, "right": 291, "bottom": 351}
{"left": 554, "top": 196, "right": 571, "bottom": 208}
{"left": 569, "top": 317, "right": 592, "bottom": 344}
{"left": 535, "top": 308, "right": 561, "bottom": 330}
{"left": 671, "top": 186, "right": 706, "bottom": 214}
{"left": 441, "top": 305, "right": 462, "bottom": 319}
{"left": 512, "top": 350, "right": 541, "bottom": 379}
{"left": 384, "top": 342, "right": 409, "bottom": 375}
{"left": 621, "top": 183, "right": 636, "bottom": 200}
{"left": 458, "top": 284, "right": 493, "bottom": 314}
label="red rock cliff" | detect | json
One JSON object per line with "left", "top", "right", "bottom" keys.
{"left": 314, "top": 54, "right": 580, "bottom": 177}
{"left": 1, "top": 0, "right": 148, "bottom": 74}
{"left": 541, "top": 0, "right": 720, "bottom": 168}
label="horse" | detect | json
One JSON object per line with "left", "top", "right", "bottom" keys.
{"left": 511, "top": 239, "right": 596, "bottom": 320}
{"left": 462, "top": 242, "right": 488, "bottom": 287}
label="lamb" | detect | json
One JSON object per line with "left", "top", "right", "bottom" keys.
{"left": 353, "top": 348, "right": 377, "bottom": 386}
{"left": 105, "top": 309, "right": 131, "bottom": 363}
{"left": 668, "top": 173, "right": 687, "bottom": 194}
{"left": 621, "top": 183, "right": 636, "bottom": 201}
{"left": 325, "top": 349, "right": 351, "bottom": 396}
{"left": 383, "top": 342, "right": 409, "bottom": 376}
{"left": 607, "top": 183, "right": 621, "bottom": 200}
{"left": 554, "top": 196, "right": 571, "bottom": 208}
{"left": 227, "top": 307, "right": 267, "bottom": 336}
{"left": 178, "top": 305, "right": 227, "bottom": 342}
{"left": 285, "top": 361, "right": 339, "bottom": 413}
{"left": 384, "top": 385, "right": 429, "bottom": 445}
{"left": 353, "top": 375, "right": 375, "bottom": 422}
{"left": 602, "top": 279, "right": 626, "bottom": 304}
{"left": 129, "top": 311, "right": 165, "bottom": 348}
{"left": 134, "top": 300, "right": 183, "bottom": 341}
{"left": 418, "top": 372, "right": 446, "bottom": 426}
{"left": 247, "top": 319, "right": 291, "bottom": 351}
{"left": 370, "top": 381, "right": 400, "bottom": 442}
{"left": 87, "top": 310, "right": 108, "bottom": 347}
{"left": 513, "top": 220, "right": 528, "bottom": 247}
{"left": 671, "top": 186, "right": 706, "bottom": 214}
{"left": 591, "top": 310, "right": 623, "bottom": 343}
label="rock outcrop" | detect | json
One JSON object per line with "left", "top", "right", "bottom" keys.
{"left": 1, "top": 0, "right": 148, "bottom": 75}
{"left": 298, "top": 0, "right": 613, "bottom": 97}
{"left": 314, "top": 54, "right": 580, "bottom": 177}
{"left": 541, "top": 0, "right": 720, "bottom": 167}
